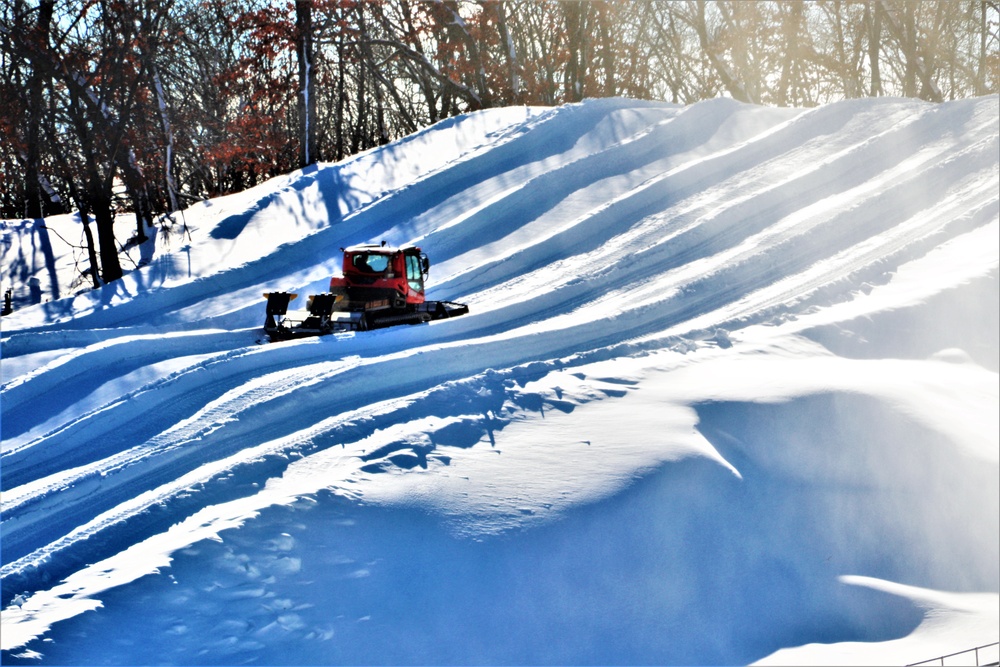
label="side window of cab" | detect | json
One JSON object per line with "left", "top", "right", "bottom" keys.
{"left": 405, "top": 254, "right": 423, "bottom": 293}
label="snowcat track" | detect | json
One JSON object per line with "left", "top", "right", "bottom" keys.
{"left": 263, "top": 292, "right": 468, "bottom": 342}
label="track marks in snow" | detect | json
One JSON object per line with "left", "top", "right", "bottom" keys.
{"left": 441, "top": 99, "right": 998, "bottom": 346}
{"left": 1, "top": 97, "right": 997, "bottom": 636}
{"left": 0, "top": 356, "right": 653, "bottom": 594}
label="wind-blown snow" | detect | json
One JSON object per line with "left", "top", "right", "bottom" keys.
{"left": 1, "top": 96, "right": 997, "bottom": 666}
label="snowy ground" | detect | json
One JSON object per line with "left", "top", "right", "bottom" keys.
{"left": 1, "top": 96, "right": 998, "bottom": 665}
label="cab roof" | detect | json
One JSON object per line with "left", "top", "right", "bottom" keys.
{"left": 343, "top": 243, "right": 420, "bottom": 255}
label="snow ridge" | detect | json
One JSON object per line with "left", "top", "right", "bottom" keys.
{"left": 1, "top": 97, "right": 997, "bottom": 665}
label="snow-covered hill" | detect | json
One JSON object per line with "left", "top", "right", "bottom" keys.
{"left": 1, "top": 96, "right": 998, "bottom": 666}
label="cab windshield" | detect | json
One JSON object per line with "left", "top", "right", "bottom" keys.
{"left": 351, "top": 253, "right": 390, "bottom": 273}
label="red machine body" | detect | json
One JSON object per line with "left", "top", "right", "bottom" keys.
{"left": 328, "top": 243, "right": 430, "bottom": 311}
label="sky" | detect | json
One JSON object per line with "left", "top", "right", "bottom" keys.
{"left": 1, "top": 95, "right": 998, "bottom": 666}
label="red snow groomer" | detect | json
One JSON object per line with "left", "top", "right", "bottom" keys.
{"left": 263, "top": 243, "right": 468, "bottom": 340}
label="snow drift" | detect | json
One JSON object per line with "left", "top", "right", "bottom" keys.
{"left": 1, "top": 96, "right": 998, "bottom": 665}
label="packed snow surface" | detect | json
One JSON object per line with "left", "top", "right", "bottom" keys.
{"left": 1, "top": 97, "right": 998, "bottom": 665}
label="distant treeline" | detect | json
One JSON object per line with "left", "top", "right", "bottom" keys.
{"left": 1, "top": 0, "right": 997, "bottom": 285}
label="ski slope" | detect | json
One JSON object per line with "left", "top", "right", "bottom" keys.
{"left": 1, "top": 96, "right": 998, "bottom": 665}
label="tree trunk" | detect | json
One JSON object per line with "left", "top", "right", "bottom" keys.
{"left": 124, "top": 160, "right": 152, "bottom": 244}
{"left": 89, "top": 184, "right": 122, "bottom": 284}
{"left": 562, "top": 1, "right": 587, "bottom": 102}
{"left": 776, "top": 1, "right": 803, "bottom": 106}
{"left": 353, "top": 7, "right": 369, "bottom": 152}
{"left": 24, "top": 0, "right": 55, "bottom": 220}
{"left": 865, "top": 0, "right": 883, "bottom": 96}
{"left": 595, "top": 1, "right": 616, "bottom": 97}
{"left": 335, "top": 30, "right": 347, "bottom": 161}
{"left": 494, "top": 0, "right": 522, "bottom": 104}
{"left": 76, "top": 205, "right": 102, "bottom": 289}
{"left": 977, "top": 0, "right": 987, "bottom": 95}
{"left": 81, "top": 217, "right": 101, "bottom": 289}
{"left": 296, "top": 0, "right": 317, "bottom": 167}
{"left": 153, "top": 65, "right": 180, "bottom": 212}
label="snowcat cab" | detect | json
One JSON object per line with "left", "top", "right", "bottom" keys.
{"left": 263, "top": 243, "right": 468, "bottom": 341}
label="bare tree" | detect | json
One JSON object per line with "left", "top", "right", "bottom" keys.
{"left": 878, "top": 0, "right": 944, "bottom": 101}
{"left": 3, "top": 0, "right": 998, "bottom": 254}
